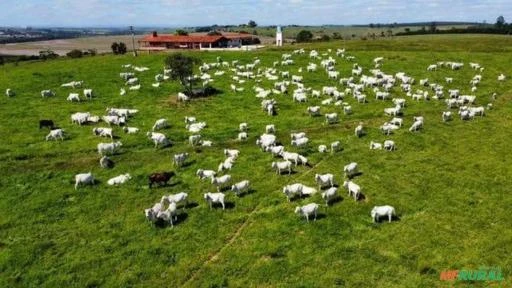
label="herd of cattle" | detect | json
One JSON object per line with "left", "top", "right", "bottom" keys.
{"left": 8, "top": 46, "right": 507, "bottom": 227}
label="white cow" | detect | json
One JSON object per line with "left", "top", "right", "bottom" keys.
{"left": 355, "top": 123, "right": 364, "bottom": 138}
{"left": 291, "top": 137, "right": 309, "bottom": 147}
{"left": 161, "top": 192, "right": 189, "bottom": 211}
{"left": 211, "top": 175, "right": 232, "bottom": 192}
{"left": 41, "top": 90, "right": 55, "bottom": 98}
{"left": 307, "top": 106, "right": 320, "bottom": 116}
{"left": 343, "top": 180, "right": 361, "bottom": 201}
{"left": 204, "top": 192, "right": 225, "bottom": 210}
{"left": 370, "top": 141, "right": 383, "bottom": 150}
{"left": 265, "top": 124, "right": 275, "bottom": 134}
{"left": 330, "top": 141, "right": 341, "bottom": 153}
{"left": 237, "top": 132, "right": 248, "bottom": 141}
{"left": 67, "top": 93, "right": 80, "bottom": 102}
{"left": 93, "top": 127, "right": 113, "bottom": 139}
{"left": 46, "top": 129, "right": 65, "bottom": 141}
{"left": 173, "top": 152, "right": 189, "bottom": 167}
{"left": 195, "top": 167, "right": 216, "bottom": 179}
{"left": 315, "top": 173, "right": 334, "bottom": 189}
{"left": 83, "top": 89, "right": 93, "bottom": 99}
{"left": 231, "top": 180, "right": 250, "bottom": 196}
{"left": 442, "top": 111, "right": 452, "bottom": 122}
{"left": 152, "top": 118, "right": 169, "bottom": 131}
{"left": 75, "top": 172, "right": 94, "bottom": 190}
{"left": 383, "top": 140, "right": 396, "bottom": 151}
{"left": 295, "top": 203, "right": 319, "bottom": 222}
{"left": 272, "top": 161, "right": 292, "bottom": 175}
{"left": 107, "top": 173, "right": 131, "bottom": 186}
{"left": 123, "top": 127, "right": 139, "bottom": 134}
{"left": 371, "top": 205, "right": 396, "bottom": 222}
{"left": 321, "top": 187, "right": 338, "bottom": 205}
{"left": 344, "top": 162, "right": 358, "bottom": 178}
{"left": 97, "top": 141, "right": 122, "bottom": 155}
{"left": 325, "top": 113, "right": 338, "bottom": 124}
{"left": 283, "top": 183, "right": 303, "bottom": 202}
{"left": 5, "top": 88, "right": 15, "bottom": 97}
{"left": 147, "top": 132, "right": 171, "bottom": 148}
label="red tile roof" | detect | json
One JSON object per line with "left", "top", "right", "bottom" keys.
{"left": 139, "top": 35, "right": 227, "bottom": 43}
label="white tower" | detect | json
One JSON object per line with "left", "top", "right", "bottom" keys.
{"left": 276, "top": 26, "right": 283, "bottom": 46}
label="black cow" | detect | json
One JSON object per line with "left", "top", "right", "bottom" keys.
{"left": 148, "top": 171, "right": 175, "bottom": 188}
{"left": 39, "top": 120, "right": 54, "bottom": 129}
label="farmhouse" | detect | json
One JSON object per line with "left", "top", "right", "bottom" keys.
{"left": 138, "top": 31, "right": 259, "bottom": 50}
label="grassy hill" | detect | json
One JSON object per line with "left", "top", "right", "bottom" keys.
{"left": 0, "top": 35, "right": 511, "bottom": 287}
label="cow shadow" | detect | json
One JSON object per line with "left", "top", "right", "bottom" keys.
{"left": 373, "top": 214, "right": 400, "bottom": 223}
{"left": 347, "top": 172, "right": 363, "bottom": 179}
{"left": 300, "top": 213, "right": 326, "bottom": 222}
{"left": 355, "top": 192, "right": 366, "bottom": 202}
{"left": 237, "top": 189, "right": 255, "bottom": 198}
{"left": 183, "top": 202, "right": 199, "bottom": 209}
{"left": 217, "top": 186, "right": 232, "bottom": 193}
{"left": 326, "top": 195, "right": 344, "bottom": 206}
{"left": 276, "top": 170, "right": 298, "bottom": 176}
{"left": 179, "top": 160, "right": 196, "bottom": 169}
{"left": 208, "top": 201, "right": 235, "bottom": 210}
{"left": 154, "top": 212, "right": 189, "bottom": 228}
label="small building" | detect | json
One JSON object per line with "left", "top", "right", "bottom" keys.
{"left": 138, "top": 31, "right": 259, "bottom": 50}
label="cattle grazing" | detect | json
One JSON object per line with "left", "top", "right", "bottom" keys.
{"left": 204, "top": 192, "right": 226, "bottom": 210}
{"left": 99, "top": 155, "right": 114, "bottom": 169}
{"left": 321, "top": 187, "right": 338, "bottom": 205}
{"left": 295, "top": 203, "right": 319, "bottom": 222}
{"left": 46, "top": 129, "right": 65, "bottom": 141}
{"left": 75, "top": 172, "right": 94, "bottom": 190}
{"left": 148, "top": 171, "right": 175, "bottom": 188}
{"left": 371, "top": 205, "right": 396, "bottom": 222}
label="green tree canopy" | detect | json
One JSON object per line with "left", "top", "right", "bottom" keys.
{"left": 296, "top": 30, "right": 313, "bottom": 43}
{"left": 164, "top": 53, "right": 200, "bottom": 93}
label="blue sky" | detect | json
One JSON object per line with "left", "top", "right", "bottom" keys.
{"left": 0, "top": 0, "right": 508, "bottom": 27}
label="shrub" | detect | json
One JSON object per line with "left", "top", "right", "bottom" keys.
{"left": 66, "top": 49, "right": 83, "bottom": 58}
{"left": 296, "top": 30, "right": 313, "bottom": 43}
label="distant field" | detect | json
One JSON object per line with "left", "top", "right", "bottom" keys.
{"left": 252, "top": 25, "right": 472, "bottom": 39}
{"left": 0, "top": 35, "right": 511, "bottom": 287}
{"left": 0, "top": 25, "right": 473, "bottom": 56}
{"left": 0, "top": 35, "right": 137, "bottom": 56}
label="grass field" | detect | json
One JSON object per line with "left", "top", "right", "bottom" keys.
{"left": 0, "top": 35, "right": 511, "bottom": 287}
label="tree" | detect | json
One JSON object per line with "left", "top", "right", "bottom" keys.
{"left": 66, "top": 49, "right": 83, "bottom": 58}
{"left": 111, "top": 42, "right": 119, "bottom": 54}
{"left": 496, "top": 15, "right": 505, "bottom": 28}
{"left": 296, "top": 30, "right": 313, "bottom": 43}
{"left": 248, "top": 20, "right": 257, "bottom": 28}
{"left": 175, "top": 29, "right": 188, "bottom": 36}
{"left": 164, "top": 53, "right": 200, "bottom": 94}
{"left": 0, "top": 56, "right": 4, "bottom": 66}
{"left": 429, "top": 22, "right": 437, "bottom": 33}
{"left": 207, "top": 31, "right": 222, "bottom": 36}
{"left": 320, "top": 34, "right": 331, "bottom": 41}
{"left": 39, "top": 49, "right": 58, "bottom": 60}
{"left": 118, "top": 42, "right": 127, "bottom": 54}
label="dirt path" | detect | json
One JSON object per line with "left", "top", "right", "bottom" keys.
{"left": 179, "top": 157, "right": 328, "bottom": 287}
